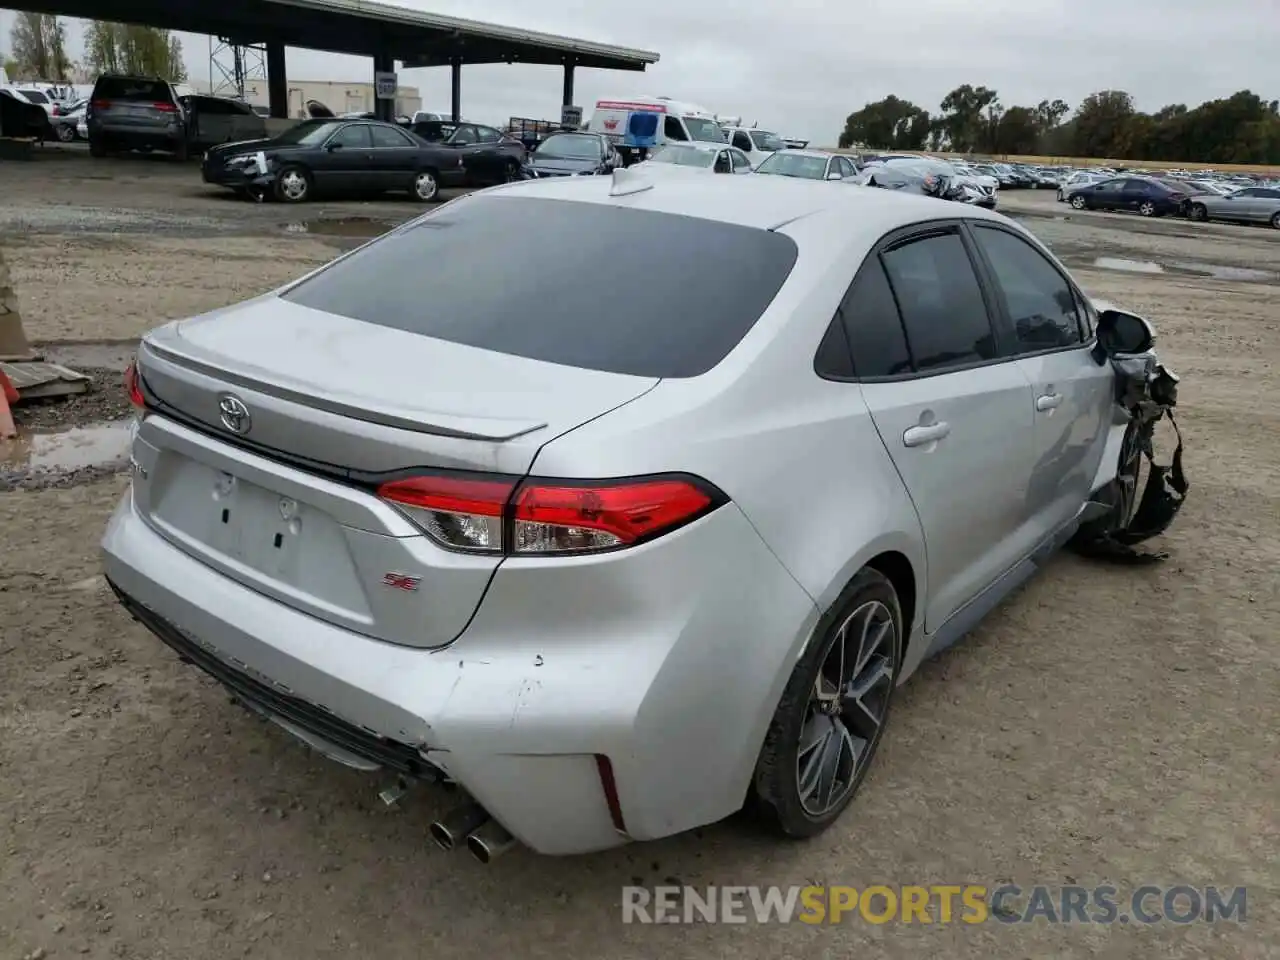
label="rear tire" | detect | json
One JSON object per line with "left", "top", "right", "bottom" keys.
{"left": 410, "top": 168, "right": 440, "bottom": 202}
{"left": 752, "top": 568, "right": 902, "bottom": 839}
{"left": 56, "top": 124, "right": 75, "bottom": 143}
{"left": 1070, "top": 194, "right": 1087, "bottom": 210}
{"left": 1138, "top": 200, "right": 1156, "bottom": 217}
{"left": 502, "top": 158, "right": 520, "bottom": 182}
{"left": 1271, "top": 212, "right": 1280, "bottom": 230}
{"left": 1189, "top": 204, "right": 1208, "bottom": 222}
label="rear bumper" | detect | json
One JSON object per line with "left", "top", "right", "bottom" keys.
{"left": 102, "top": 482, "right": 818, "bottom": 855}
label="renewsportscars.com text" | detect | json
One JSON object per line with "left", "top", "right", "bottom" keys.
{"left": 621, "top": 884, "right": 1248, "bottom": 925}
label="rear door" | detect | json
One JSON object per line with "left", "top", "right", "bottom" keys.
{"left": 967, "top": 223, "right": 1112, "bottom": 545}
{"left": 186, "top": 96, "right": 231, "bottom": 147}
{"left": 367, "top": 123, "right": 418, "bottom": 189}
{"left": 850, "top": 225, "right": 1038, "bottom": 631}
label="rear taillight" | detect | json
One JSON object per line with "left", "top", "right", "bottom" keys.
{"left": 124, "top": 360, "right": 144, "bottom": 407}
{"left": 50, "top": 103, "right": 60, "bottom": 116}
{"left": 91, "top": 99, "right": 111, "bottom": 111}
{"left": 376, "top": 472, "right": 724, "bottom": 556}
{"left": 376, "top": 473, "right": 511, "bottom": 553}
{"left": 154, "top": 101, "right": 177, "bottom": 112}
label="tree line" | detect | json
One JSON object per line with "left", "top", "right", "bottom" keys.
{"left": 838, "top": 85, "right": 1280, "bottom": 165}
{"left": 4, "top": 12, "right": 186, "bottom": 84}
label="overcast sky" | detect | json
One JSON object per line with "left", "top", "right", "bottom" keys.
{"left": 4, "top": 0, "right": 1277, "bottom": 140}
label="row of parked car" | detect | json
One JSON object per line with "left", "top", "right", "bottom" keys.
{"left": 1056, "top": 170, "right": 1280, "bottom": 228}
{"left": 197, "top": 120, "right": 1006, "bottom": 207}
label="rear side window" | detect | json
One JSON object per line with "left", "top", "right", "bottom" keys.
{"left": 880, "top": 232, "right": 996, "bottom": 373}
{"left": 839, "top": 259, "right": 913, "bottom": 378}
{"left": 94, "top": 77, "right": 170, "bottom": 102}
{"left": 282, "top": 196, "right": 799, "bottom": 378}
{"left": 20, "top": 89, "right": 49, "bottom": 103}
{"left": 970, "top": 226, "right": 1081, "bottom": 352}
{"left": 370, "top": 125, "right": 413, "bottom": 147}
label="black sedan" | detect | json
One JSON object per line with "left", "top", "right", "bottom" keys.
{"left": 523, "top": 132, "right": 620, "bottom": 178}
{"left": 200, "top": 118, "right": 466, "bottom": 203}
{"left": 1066, "top": 176, "right": 1188, "bottom": 217}
{"left": 433, "top": 121, "right": 528, "bottom": 186}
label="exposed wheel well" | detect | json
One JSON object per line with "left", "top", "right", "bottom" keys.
{"left": 865, "top": 551, "right": 917, "bottom": 653}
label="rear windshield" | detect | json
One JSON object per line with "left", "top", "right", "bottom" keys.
{"left": 19, "top": 89, "right": 49, "bottom": 103}
{"left": 282, "top": 195, "right": 799, "bottom": 378}
{"left": 94, "top": 77, "right": 170, "bottom": 102}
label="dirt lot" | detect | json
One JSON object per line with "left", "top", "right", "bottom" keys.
{"left": 1, "top": 152, "right": 1277, "bottom": 960}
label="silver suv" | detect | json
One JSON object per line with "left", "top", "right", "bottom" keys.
{"left": 87, "top": 74, "right": 187, "bottom": 159}
{"left": 103, "top": 174, "right": 1184, "bottom": 860}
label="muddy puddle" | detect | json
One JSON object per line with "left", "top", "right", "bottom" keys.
{"left": 283, "top": 217, "right": 396, "bottom": 239}
{"left": 1089, "top": 256, "right": 1278, "bottom": 283}
{"left": 0, "top": 419, "right": 134, "bottom": 488}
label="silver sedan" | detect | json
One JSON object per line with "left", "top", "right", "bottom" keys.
{"left": 1186, "top": 187, "right": 1280, "bottom": 228}
{"left": 102, "top": 176, "right": 1184, "bottom": 858}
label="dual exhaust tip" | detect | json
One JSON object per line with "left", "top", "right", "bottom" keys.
{"left": 429, "top": 802, "right": 517, "bottom": 864}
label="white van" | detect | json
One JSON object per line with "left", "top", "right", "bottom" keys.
{"left": 719, "top": 124, "right": 788, "bottom": 168}
{"left": 589, "top": 96, "right": 726, "bottom": 164}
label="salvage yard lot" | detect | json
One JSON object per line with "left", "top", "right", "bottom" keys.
{"left": 1, "top": 153, "right": 1277, "bottom": 960}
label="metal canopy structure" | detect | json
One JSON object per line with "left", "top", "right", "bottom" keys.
{"left": 13, "top": 0, "right": 659, "bottom": 119}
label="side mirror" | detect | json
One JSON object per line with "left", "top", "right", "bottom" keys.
{"left": 326, "top": 141, "right": 343, "bottom": 152}
{"left": 1096, "top": 308, "right": 1155, "bottom": 356}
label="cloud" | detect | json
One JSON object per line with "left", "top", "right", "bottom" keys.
{"left": 4, "top": 0, "right": 1275, "bottom": 142}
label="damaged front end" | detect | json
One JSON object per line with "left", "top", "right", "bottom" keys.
{"left": 1072, "top": 309, "right": 1189, "bottom": 563}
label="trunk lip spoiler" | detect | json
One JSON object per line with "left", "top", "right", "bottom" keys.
{"left": 139, "top": 337, "right": 549, "bottom": 443}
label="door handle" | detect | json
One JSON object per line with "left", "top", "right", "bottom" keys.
{"left": 1035, "top": 392, "right": 1063, "bottom": 411}
{"left": 903, "top": 422, "right": 950, "bottom": 447}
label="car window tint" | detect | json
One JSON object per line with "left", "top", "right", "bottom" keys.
{"left": 94, "top": 77, "right": 170, "bottom": 102}
{"left": 330, "top": 124, "right": 371, "bottom": 148}
{"left": 663, "top": 116, "right": 688, "bottom": 141}
{"left": 814, "top": 315, "right": 855, "bottom": 378}
{"left": 282, "top": 195, "right": 799, "bottom": 379}
{"left": 971, "top": 226, "right": 1082, "bottom": 352}
{"left": 451, "top": 125, "right": 478, "bottom": 144}
{"left": 732, "top": 131, "right": 752, "bottom": 152}
{"left": 476, "top": 126, "right": 501, "bottom": 142}
{"left": 880, "top": 232, "right": 996, "bottom": 372}
{"left": 370, "top": 124, "right": 412, "bottom": 147}
{"left": 840, "top": 258, "right": 913, "bottom": 378}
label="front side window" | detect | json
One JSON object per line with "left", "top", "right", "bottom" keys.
{"left": 880, "top": 232, "right": 997, "bottom": 373}
{"left": 329, "top": 124, "right": 372, "bottom": 149}
{"left": 971, "top": 226, "right": 1082, "bottom": 353}
{"left": 663, "top": 116, "right": 688, "bottom": 141}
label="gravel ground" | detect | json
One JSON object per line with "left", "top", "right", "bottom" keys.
{"left": 0, "top": 158, "right": 1277, "bottom": 960}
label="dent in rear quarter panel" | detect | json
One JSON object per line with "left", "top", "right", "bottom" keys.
{"left": 527, "top": 373, "right": 929, "bottom": 679}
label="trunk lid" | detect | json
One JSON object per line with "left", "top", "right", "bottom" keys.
{"left": 131, "top": 295, "right": 658, "bottom": 648}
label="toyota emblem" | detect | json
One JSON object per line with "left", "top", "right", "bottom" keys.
{"left": 217, "top": 394, "right": 252, "bottom": 435}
